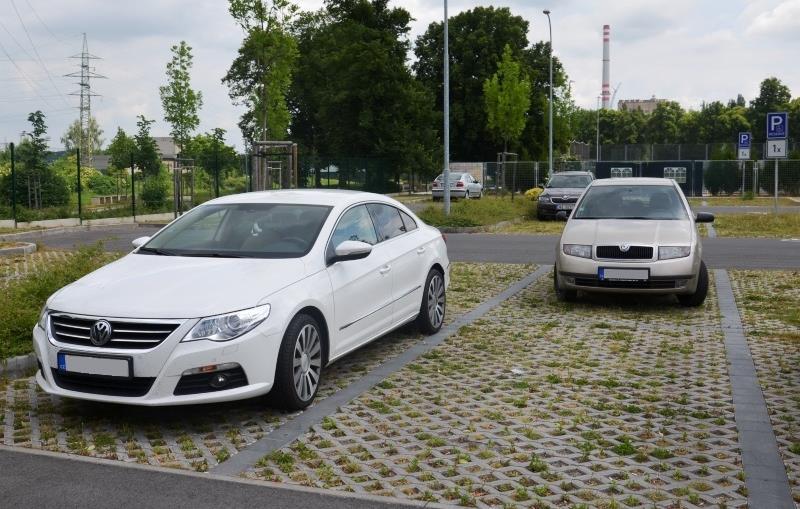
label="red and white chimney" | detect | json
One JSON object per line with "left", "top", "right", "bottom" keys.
{"left": 602, "top": 24, "right": 611, "bottom": 109}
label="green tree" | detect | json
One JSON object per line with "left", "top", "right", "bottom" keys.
{"left": 107, "top": 128, "right": 136, "bottom": 171}
{"left": 160, "top": 41, "right": 203, "bottom": 154}
{"left": 133, "top": 115, "right": 161, "bottom": 177}
{"left": 60, "top": 116, "right": 104, "bottom": 156}
{"left": 644, "top": 101, "right": 684, "bottom": 143}
{"left": 184, "top": 128, "right": 240, "bottom": 187}
{"left": 749, "top": 77, "right": 791, "bottom": 142}
{"left": 483, "top": 45, "right": 531, "bottom": 158}
{"left": 223, "top": 0, "right": 299, "bottom": 143}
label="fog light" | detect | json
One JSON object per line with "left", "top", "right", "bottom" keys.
{"left": 210, "top": 373, "right": 229, "bottom": 388}
{"left": 675, "top": 279, "right": 689, "bottom": 287}
{"left": 182, "top": 362, "right": 239, "bottom": 376}
{"left": 565, "top": 277, "right": 575, "bottom": 284}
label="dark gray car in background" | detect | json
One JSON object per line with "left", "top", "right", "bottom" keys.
{"left": 536, "top": 171, "right": 594, "bottom": 220}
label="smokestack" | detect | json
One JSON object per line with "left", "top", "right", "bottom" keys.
{"left": 602, "top": 24, "right": 611, "bottom": 109}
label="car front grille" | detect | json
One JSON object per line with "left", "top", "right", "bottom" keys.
{"left": 550, "top": 196, "right": 578, "bottom": 203}
{"left": 49, "top": 314, "right": 181, "bottom": 349}
{"left": 51, "top": 369, "right": 155, "bottom": 397}
{"left": 574, "top": 277, "right": 677, "bottom": 289}
{"left": 596, "top": 245, "right": 653, "bottom": 260}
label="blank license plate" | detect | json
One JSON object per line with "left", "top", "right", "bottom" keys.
{"left": 599, "top": 268, "right": 649, "bottom": 281}
{"left": 557, "top": 203, "right": 574, "bottom": 210}
{"left": 57, "top": 352, "right": 131, "bottom": 377}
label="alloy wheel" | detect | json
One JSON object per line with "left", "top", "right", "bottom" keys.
{"left": 427, "top": 273, "right": 445, "bottom": 328}
{"left": 293, "top": 324, "right": 322, "bottom": 401}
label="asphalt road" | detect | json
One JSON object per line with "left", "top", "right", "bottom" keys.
{"left": 0, "top": 447, "right": 423, "bottom": 509}
{"left": 11, "top": 224, "right": 798, "bottom": 269}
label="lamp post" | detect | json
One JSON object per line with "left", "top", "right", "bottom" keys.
{"left": 596, "top": 95, "right": 601, "bottom": 161}
{"left": 443, "top": 0, "right": 450, "bottom": 215}
{"left": 543, "top": 10, "right": 553, "bottom": 175}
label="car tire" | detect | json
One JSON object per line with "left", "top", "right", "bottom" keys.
{"left": 554, "top": 266, "right": 577, "bottom": 302}
{"left": 465, "top": 191, "right": 471, "bottom": 200}
{"left": 417, "top": 268, "right": 446, "bottom": 334}
{"left": 677, "top": 261, "right": 708, "bottom": 307}
{"left": 272, "top": 313, "right": 324, "bottom": 410}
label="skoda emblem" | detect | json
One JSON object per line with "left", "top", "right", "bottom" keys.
{"left": 619, "top": 243, "right": 631, "bottom": 252}
{"left": 90, "top": 320, "right": 113, "bottom": 346}
{"left": 562, "top": 195, "right": 569, "bottom": 201}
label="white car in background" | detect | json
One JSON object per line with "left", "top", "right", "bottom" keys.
{"left": 431, "top": 172, "right": 483, "bottom": 200}
{"left": 33, "top": 190, "right": 449, "bottom": 409}
{"left": 554, "top": 178, "right": 714, "bottom": 307}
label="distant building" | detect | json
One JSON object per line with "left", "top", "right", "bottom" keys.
{"left": 93, "top": 155, "right": 111, "bottom": 172}
{"left": 618, "top": 96, "right": 665, "bottom": 114}
{"left": 154, "top": 136, "right": 179, "bottom": 170}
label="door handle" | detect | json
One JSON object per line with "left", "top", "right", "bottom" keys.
{"left": 416, "top": 247, "right": 426, "bottom": 255}
{"left": 379, "top": 265, "right": 392, "bottom": 274}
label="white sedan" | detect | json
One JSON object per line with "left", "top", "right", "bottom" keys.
{"left": 431, "top": 172, "right": 483, "bottom": 200}
{"left": 33, "top": 190, "right": 449, "bottom": 409}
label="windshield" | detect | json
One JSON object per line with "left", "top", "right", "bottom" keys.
{"left": 573, "top": 185, "right": 688, "bottom": 220}
{"left": 140, "top": 203, "right": 332, "bottom": 258}
{"left": 547, "top": 174, "right": 592, "bottom": 188}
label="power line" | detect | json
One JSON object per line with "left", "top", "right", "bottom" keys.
{"left": 0, "top": 38, "right": 57, "bottom": 108}
{"left": 9, "top": 0, "right": 71, "bottom": 108}
{"left": 24, "top": 0, "right": 65, "bottom": 43}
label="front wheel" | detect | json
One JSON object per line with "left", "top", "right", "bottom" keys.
{"left": 677, "top": 261, "right": 708, "bottom": 307}
{"left": 272, "top": 314, "right": 323, "bottom": 410}
{"left": 417, "top": 268, "right": 446, "bottom": 334}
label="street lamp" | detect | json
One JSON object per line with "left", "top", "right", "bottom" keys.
{"left": 596, "top": 95, "right": 601, "bottom": 161}
{"left": 443, "top": 0, "right": 451, "bottom": 215}
{"left": 543, "top": 10, "right": 553, "bottom": 175}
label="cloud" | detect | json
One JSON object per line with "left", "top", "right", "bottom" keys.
{"left": 745, "top": 0, "right": 800, "bottom": 37}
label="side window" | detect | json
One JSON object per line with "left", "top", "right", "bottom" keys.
{"left": 400, "top": 211, "right": 418, "bottom": 232}
{"left": 330, "top": 205, "right": 378, "bottom": 250}
{"left": 366, "top": 203, "right": 406, "bottom": 241}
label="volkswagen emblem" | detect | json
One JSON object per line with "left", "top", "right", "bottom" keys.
{"left": 619, "top": 243, "right": 631, "bottom": 252}
{"left": 90, "top": 320, "right": 113, "bottom": 346}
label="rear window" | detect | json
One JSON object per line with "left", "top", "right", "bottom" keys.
{"left": 434, "top": 173, "right": 464, "bottom": 181}
{"left": 366, "top": 203, "right": 406, "bottom": 241}
{"left": 574, "top": 185, "right": 688, "bottom": 220}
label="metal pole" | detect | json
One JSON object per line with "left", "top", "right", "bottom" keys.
{"left": 130, "top": 153, "right": 136, "bottom": 221}
{"left": 76, "top": 148, "right": 82, "bottom": 224}
{"left": 774, "top": 158, "right": 778, "bottom": 214}
{"left": 596, "top": 96, "right": 600, "bottom": 161}
{"left": 443, "top": 0, "right": 450, "bottom": 215}
{"left": 544, "top": 10, "right": 553, "bottom": 181}
{"left": 10, "top": 143, "right": 16, "bottom": 228}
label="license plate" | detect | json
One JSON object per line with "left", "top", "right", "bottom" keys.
{"left": 557, "top": 203, "right": 574, "bottom": 210}
{"left": 599, "top": 268, "right": 649, "bottom": 281}
{"left": 57, "top": 352, "right": 131, "bottom": 378}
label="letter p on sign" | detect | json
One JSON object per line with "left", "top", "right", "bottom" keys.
{"left": 766, "top": 112, "right": 787, "bottom": 140}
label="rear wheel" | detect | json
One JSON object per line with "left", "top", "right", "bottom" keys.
{"left": 554, "top": 266, "right": 577, "bottom": 302}
{"left": 677, "top": 261, "right": 708, "bottom": 307}
{"left": 417, "top": 268, "right": 446, "bottom": 334}
{"left": 272, "top": 314, "right": 323, "bottom": 410}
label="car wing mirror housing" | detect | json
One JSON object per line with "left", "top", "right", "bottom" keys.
{"left": 132, "top": 236, "right": 151, "bottom": 249}
{"left": 695, "top": 212, "right": 715, "bottom": 223}
{"left": 332, "top": 240, "right": 372, "bottom": 263}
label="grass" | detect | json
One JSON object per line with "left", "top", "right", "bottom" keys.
{"left": 0, "top": 227, "right": 43, "bottom": 235}
{"left": 688, "top": 196, "right": 800, "bottom": 207}
{"left": 496, "top": 218, "right": 566, "bottom": 235}
{"left": 711, "top": 213, "right": 800, "bottom": 238}
{"left": 0, "top": 245, "right": 119, "bottom": 359}
{"left": 418, "top": 196, "right": 529, "bottom": 228}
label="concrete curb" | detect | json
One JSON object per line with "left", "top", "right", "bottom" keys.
{"left": 0, "top": 222, "right": 163, "bottom": 242}
{"left": 0, "top": 241, "right": 36, "bottom": 256}
{"left": 0, "top": 353, "right": 37, "bottom": 378}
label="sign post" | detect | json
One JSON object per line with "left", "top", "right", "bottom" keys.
{"left": 766, "top": 112, "right": 788, "bottom": 213}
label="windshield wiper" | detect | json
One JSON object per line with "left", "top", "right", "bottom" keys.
{"left": 180, "top": 252, "right": 248, "bottom": 258}
{"left": 137, "top": 246, "right": 179, "bottom": 256}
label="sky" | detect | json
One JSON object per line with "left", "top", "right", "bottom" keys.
{"left": 1, "top": 0, "right": 799, "bottom": 151}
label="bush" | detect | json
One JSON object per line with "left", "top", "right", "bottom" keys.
{"left": 524, "top": 187, "right": 544, "bottom": 201}
{"left": 704, "top": 161, "right": 739, "bottom": 196}
{"left": 140, "top": 171, "right": 169, "bottom": 210}
{"left": 87, "top": 173, "right": 118, "bottom": 195}
{"left": 0, "top": 245, "right": 119, "bottom": 359}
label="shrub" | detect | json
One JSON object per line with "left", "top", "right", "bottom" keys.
{"left": 87, "top": 173, "right": 118, "bottom": 195}
{"left": 524, "top": 187, "right": 544, "bottom": 201}
{"left": 140, "top": 171, "right": 169, "bottom": 210}
{"left": 704, "top": 161, "right": 739, "bottom": 196}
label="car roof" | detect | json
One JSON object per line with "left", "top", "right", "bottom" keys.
{"left": 551, "top": 171, "right": 592, "bottom": 176}
{"left": 204, "top": 189, "right": 396, "bottom": 208}
{"left": 591, "top": 177, "right": 676, "bottom": 187}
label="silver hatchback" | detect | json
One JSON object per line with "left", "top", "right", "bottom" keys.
{"left": 553, "top": 178, "right": 714, "bottom": 306}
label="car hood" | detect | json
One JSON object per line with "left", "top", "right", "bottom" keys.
{"left": 48, "top": 254, "right": 309, "bottom": 319}
{"left": 543, "top": 187, "right": 585, "bottom": 197}
{"left": 562, "top": 219, "right": 694, "bottom": 246}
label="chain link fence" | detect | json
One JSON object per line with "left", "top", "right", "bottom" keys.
{"left": 571, "top": 141, "right": 800, "bottom": 162}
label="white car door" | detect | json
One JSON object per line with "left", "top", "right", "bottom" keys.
{"left": 326, "top": 205, "right": 394, "bottom": 358}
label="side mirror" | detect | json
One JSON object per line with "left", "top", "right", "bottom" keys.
{"left": 331, "top": 240, "right": 372, "bottom": 264}
{"left": 695, "top": 212, "right": 715, "bottom": 224}
{"left": 132, "top": 236, "right": 151, "bottom": 249}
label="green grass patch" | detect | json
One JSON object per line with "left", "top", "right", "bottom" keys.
{"left": 0, "top": 245, "right": 119, "bottom": 359}
{"left": 418, "top": 196, "right": 529, "bottom": 228}
{"left": 713, "top": 213, "right": 800, "bottom": 238}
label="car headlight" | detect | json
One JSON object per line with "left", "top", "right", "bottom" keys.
{"left": 183, "top": 304, "right": 271, "bottom": 342}
{"left": 538, "top": 195, "right": 551, "bottom": 203}
{"left": 563, "top": 244, "right": 592, "bottom": 258}
{"left": 658, "top": 246, "right": 691, "bottom": 260}
{"left": 38, "top": 306, "right": 49, "bottom": 330}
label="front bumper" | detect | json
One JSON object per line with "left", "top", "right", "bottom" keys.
{"left": 537, "top": 201, "right": 576, "bottom": 216}
{"left": 556, "top": 251, "right": 699, "bottom": 295}
{"left": 32, "top": 320, "right": 281, "bottom": 406}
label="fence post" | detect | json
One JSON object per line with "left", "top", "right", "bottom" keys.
{"left": 76, "top": 148, "right": 82, "bottom": 224}
{"left": 130, "top": 153, "right": 136, "bottom": 221}
{"left": 10, "top": 143, "right": 16, "bottom": 228}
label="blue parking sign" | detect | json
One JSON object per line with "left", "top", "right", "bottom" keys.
{"left": 738, "top": 132, "right": 751, "bottom": 148}
{"left": 766, "top": 112, "right": 787, "bottom": 140}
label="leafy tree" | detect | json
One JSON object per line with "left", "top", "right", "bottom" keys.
{"left": 160, "top": 41, "right": 203, "bottom": 154}
{"left": 61, "top": 116, "right": 104, "bottom": 156}
{"left": 223, "top": 0, "right": 299, "bottom": 143}
{"left": 133, "top": 115, "right": 162, "bottom": 177}
{"left": 484, "top": 44, "right": 531, "bottom": 158}
{"left": 185, "top": 128, "right": 240, "bottom": 196}
{"left": 749, "top": 77, "right": 791, "bottom": 142}
{"left": 643, "top": 101, "right": 684, "bottom": 143}
{"left": 107, "top": 128, "right": 136, "bottom": 171}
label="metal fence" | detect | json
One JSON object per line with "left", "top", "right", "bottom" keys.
{"left": 569, "top": 141, "right": 800, "bottom": 162}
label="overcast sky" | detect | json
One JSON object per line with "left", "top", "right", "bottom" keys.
{"left": 1, "top": 0, "right": 798, "bottom": 151}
